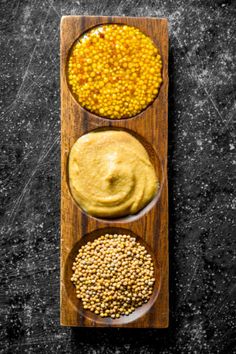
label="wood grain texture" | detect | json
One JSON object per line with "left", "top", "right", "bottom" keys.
{"left": 60, "top": 15, "right": 169, "bottom": 328}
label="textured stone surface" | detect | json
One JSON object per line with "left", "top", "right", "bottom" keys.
{"left": 0, "top": 0, "right": 235, "bottom": 353}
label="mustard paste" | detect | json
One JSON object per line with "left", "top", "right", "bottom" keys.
{"left": 69, "top": 130, "right": 158, "bottom": 218}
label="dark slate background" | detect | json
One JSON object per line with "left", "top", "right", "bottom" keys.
{"left": 0, "top": 0, "right": 235, "bottom": 353}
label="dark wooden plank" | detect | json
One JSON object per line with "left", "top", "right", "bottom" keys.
{"left": 60, "top": 15, "right": 169, "bottom": 328}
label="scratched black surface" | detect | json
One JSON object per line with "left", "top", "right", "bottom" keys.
{"left": 0, "top": 0, "right": 235, "bottom": 353}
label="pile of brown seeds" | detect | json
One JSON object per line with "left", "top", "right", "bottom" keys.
{"left": 71, "top": 234, "right": 155, "bottom": 318}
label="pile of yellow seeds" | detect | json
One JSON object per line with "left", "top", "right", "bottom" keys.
{"left": 71, "top": 234, "right": 155, "bottom": 318}
{"left": 68, "top": 24, "right": 162, "bottom": 119}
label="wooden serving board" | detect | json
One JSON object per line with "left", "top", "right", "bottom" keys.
{"left": 60, "top": 15, "right": 169, "bottom": 328}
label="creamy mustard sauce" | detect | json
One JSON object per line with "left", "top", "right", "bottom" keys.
{"left": 69, "top": 130, "right": 158, "bottom": 218}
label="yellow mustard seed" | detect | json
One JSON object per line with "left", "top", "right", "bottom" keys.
{"left": 71, "top": 234, "right": 156, "bottom": 319}
{"left": 67, "top": 24, "right": 163, "bottom": 119}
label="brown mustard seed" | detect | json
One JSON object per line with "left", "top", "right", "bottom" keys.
{"left": 71, "top": 234, "right": 155, "bottom": 319}
{"left": 67, "top": 24, "right": 163, "bottom": 119}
